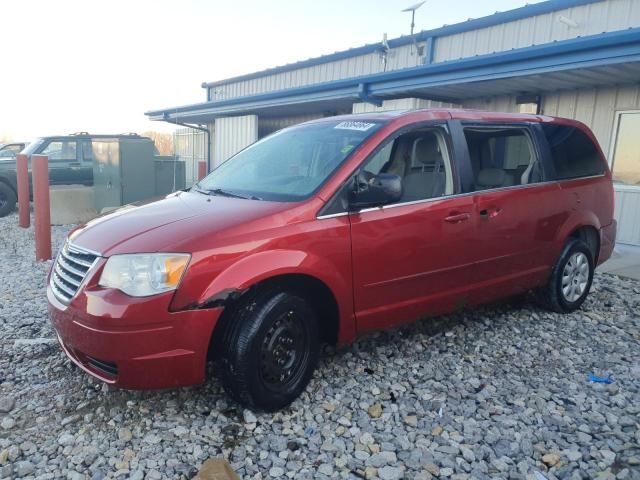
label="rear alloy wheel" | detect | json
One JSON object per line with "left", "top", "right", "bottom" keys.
{"left": 537, "top": 238, "right": 594, "bottom": 313}
{"left": 0, "top": 183, "right": 17, "bottom": 218}
{"left": 219, "top": 290, "right": 320, "bottom": 411}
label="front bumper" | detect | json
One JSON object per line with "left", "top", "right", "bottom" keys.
{"left": 48, "top": 285, "right": 222, "bottom": 390}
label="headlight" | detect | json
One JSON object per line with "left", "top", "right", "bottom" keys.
{"left": 99, "top": 253, "right": 190, "bottom": 297}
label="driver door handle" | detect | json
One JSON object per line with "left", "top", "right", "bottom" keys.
{"left": 444, "top": 212, "right": 471, "bottom": 223}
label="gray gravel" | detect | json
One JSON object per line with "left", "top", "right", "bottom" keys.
{"left": 0, "top": 212, "right": 639, "bottom": 479}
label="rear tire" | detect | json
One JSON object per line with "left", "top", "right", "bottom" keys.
{"left": 219, "top": 289, "right": 320, "bottom": 411}
{"left": 0, "top": 183, "right": 17, "bottom": 218}
{"left": 536, "top": 238, "right": 594, "bottom": 313}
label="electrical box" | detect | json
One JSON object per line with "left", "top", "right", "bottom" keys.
{"left": 155, "top": 157, "right": 186, "bottom": 197}
{"left": 92, "top": 137, "right": 155, "bottom": 212}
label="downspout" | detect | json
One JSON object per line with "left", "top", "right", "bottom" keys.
{"left": 164, "top": 114, "right": 212, "bottom": 174}
{"left": 357, "top": 83, "right": 383, "bottom": 107}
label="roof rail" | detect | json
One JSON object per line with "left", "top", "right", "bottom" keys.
{"left": 69, "top": 132, "right": 90, "bottom": 136}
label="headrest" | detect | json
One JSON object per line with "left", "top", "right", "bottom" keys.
{"left": 477, "top": 168, "right": 507, "bottom": 187}
{"left": 412, "top": 136, "right": 441, "bottom": 165}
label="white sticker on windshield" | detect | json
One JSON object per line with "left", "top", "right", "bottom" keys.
{"left": 334, "top": 121, "right": 377, "bottom": 132}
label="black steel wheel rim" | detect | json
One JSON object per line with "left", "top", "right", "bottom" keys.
{"left": 259, "top": 309, "right": 309, "bottom": 392}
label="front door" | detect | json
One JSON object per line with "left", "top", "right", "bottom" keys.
{"left": 39, "top": 139, "right": 80, "bottom": 185}
{"left": 350, "top": 124, "right": 477, "bottom": 332}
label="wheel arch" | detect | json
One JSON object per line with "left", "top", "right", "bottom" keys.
{"left": 568, "top": 225, "right": 600, "bottom": 265}
{"left": 197, "top": 249, "right": 354, "bottom": 359}
{"left": 554, "top": 211, "right": 601, "bottom": 263}
{"left": 0, "top": 176, "right": 18, "bottom": 196}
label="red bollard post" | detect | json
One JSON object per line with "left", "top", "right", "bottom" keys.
{"left": 32, "top": 154, "right": 51, "bottom": 261}
{"left": 16, "top": 153, "right": 30, "bottom": 228}
{"left": 198, "top": 161, "right": 207, "bottom": 180}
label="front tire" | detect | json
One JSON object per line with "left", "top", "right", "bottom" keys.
{"left": 0, "top": 183, "right": 17, "bottom": 218}
{"left": 219, "top": 289, "right": 320, "bottom": 411}
{"left": 537, "top": 238, "right": 594, "bottom": 313}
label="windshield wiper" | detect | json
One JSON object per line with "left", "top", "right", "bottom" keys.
{"left": 191, "top": 184, "right": 210, "bottom": 195}
{"left": 209, "top": 188, "right": 262, "bottom": 201}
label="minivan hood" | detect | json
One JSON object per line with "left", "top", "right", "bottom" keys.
{"left": 69, "top": 191, "right": 294, "bottom": 256}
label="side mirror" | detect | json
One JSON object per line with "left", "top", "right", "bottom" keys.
{"left": 350, "top": 172, "right": 402, "bottom": 210}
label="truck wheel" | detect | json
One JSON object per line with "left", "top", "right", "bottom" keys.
{"left": 536, "top": 238, "right": 594, "bottom": 313}
{"left": 0, "top": 183, "right": 17, "bottom": 217}
{"left": 219, "top": 289, "right": 320, "bottom": 411}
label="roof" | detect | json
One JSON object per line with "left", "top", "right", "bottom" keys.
{"left": 201, "top": 0, "right": 602, "bottom": 89}
{"left": 147, "top": 27, "right": 640, "bottom": 123}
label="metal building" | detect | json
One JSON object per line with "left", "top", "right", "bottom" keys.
{"left": 147, "top": 0, "right": 640, "bottom": 246}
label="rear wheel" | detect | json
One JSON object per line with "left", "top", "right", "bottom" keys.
{"left": 0, "top": 183, "right": 17, "bottom": 217}
{"left": 537, "top": 238, "right": 594, "bottom": 313}
{"left": 219, "top": 289, "right": 320, "bottom": 411}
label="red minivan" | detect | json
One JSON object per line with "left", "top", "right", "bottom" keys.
{"left": 48, "top": 110, "right": 616, "bottom": 410}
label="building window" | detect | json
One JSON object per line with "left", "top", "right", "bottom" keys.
{"left": 611, "top": 111, "right": 640, "bottom": 187}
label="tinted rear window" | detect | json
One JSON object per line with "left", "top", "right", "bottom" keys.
{"left": 542, "top": 124, "right": 605, "bottom": 179}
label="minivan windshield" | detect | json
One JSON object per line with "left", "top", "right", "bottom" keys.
{"left": 196, "top": 120, "right": 386, "bottom": 201}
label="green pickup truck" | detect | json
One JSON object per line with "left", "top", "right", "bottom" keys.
{"left": 0, "top": 133, "right": 184, "bottom": 217}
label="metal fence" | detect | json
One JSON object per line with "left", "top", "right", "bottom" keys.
{"left": 173, "top": 127, "right": 207, "bottom": 185}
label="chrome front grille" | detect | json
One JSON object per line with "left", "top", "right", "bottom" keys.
{"left": 50, "top": 242, "right": 100, "bottom": 304}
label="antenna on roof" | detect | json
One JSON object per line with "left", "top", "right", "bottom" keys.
{"left": 402, "top": 1, "right": 426, "bottom": 36}
{"left": 380, "top": 33, "right": 390, "bottom": 72}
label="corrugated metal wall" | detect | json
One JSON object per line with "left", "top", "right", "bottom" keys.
{"left": 258, "top": 113, "right": 328, "bottom": 138}
{"left": 213, "top": 115, "right": 258, "bottom": 166}
{"left": 434, "top": 0, "right": 640, "bottom": 62}
{"left": 353, "top": 98, "right": 460, "bottom": 114}
{"left": 615, "top": 187, "right": 640, "bottom": 244}
{"left": 174, "top": 127, "right": 207, "bottom": 185}
{"left": 212, "top": 43, "right": 424, "bottom": 101}
{"left": 209, "top": 0, "right": 635, "bottom": 102}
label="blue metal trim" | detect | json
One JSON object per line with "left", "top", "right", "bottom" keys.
{"left": 357, "top": 83, "right": 383, "bottom": 107}
{"left": 146, "top": 27, "right": 640, "bottom": 121}
{"left": 424, "top": 37, "right": 435, "bottom": 65}
{"left": 200, "top": 0, "right": 602, "bottom": 88}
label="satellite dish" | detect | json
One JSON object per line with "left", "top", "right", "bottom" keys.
{"left": 402, "top": 1, "right": 426, "bottom": 13}
{"left": 402, "top": 1, "right": 426, "bottom": 36}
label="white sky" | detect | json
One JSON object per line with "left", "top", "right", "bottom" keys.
{"left": 1, "top": 0, "right": 543, "bottom": 141}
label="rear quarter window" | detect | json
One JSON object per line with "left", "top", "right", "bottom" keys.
{"left": 542, "top": 124, "right": 605, "bottom": 179}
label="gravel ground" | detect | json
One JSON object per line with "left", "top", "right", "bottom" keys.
{"left": 0, "top": 212, "right": 639, "bottom": 480}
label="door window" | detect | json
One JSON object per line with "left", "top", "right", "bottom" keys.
{"left": 0, "top": 144, "right": 23, "bottom": 159}
{"left": 611, "top": 111, "right": 640, "bottom": 186}
{"left": 360, "top": 127, "right": 454, "bottom": 203}
{"left": 542, "top": 124, "right": 604, "bottom": 180}
{"left": 82, "top": 140, "right": 95, "bottom": 163}
{"left": 41, "top": 141, "right": 77, "bottom": 161}
{"left": 463, "top": 127, "right": 540, "bottom": 191}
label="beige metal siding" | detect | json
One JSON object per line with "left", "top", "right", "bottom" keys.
{"left": 258, "top": 113, "right": 328, "bottom": 138}
{"left": 352, "top": 98, "right": 460, "bottom": 114}
{"left": 211, "top": 43, "right": 425, "bottom": 101}
{"left": 462, "top": 96, "right": 521, "bottom": 114}
{"left": 614, "top": 187, "right": 640, "bottom": 244}
{"left": 213, "top": 115, "right": 258, "bottom": 166}
{"left": 434, "top": 0, "right": 640, "bottom": 62}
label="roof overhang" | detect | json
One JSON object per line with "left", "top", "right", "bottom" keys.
{"left": 146, "top": 28, "right": 640, "bottom": 123}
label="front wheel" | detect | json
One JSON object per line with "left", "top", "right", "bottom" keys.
{"left": 536, "top": 238, "right": 594, "bottom": 313}
{"left": 219, "top": 289, "right": 320, "bottom": 411}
